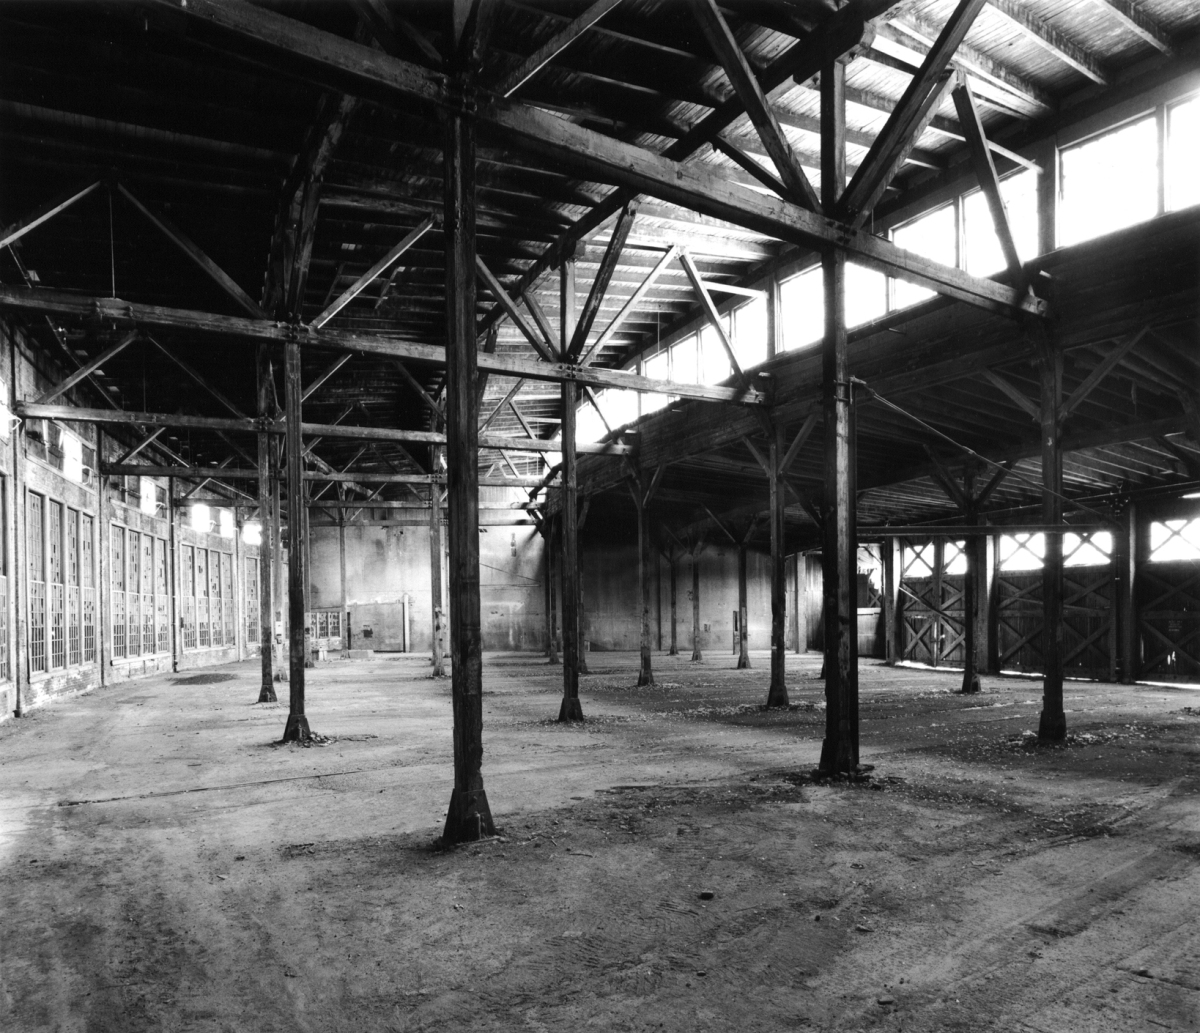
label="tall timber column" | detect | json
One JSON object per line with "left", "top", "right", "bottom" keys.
{"left": 1038, "top": 338, "right": 1066, "bottom": 741}
{"left": 442, "top": 93, "right": 494, "bottom": 840}
{"left": 558, "top": 259, "right": 583, "bottom": 721}
{"left": 691, "top": 544, "right": 703, "bottom": 662}
{"left": 636, "top": 473, "right": 654, "bottom": 687}
{"left": 767, "top": 423, "right": 789, "bottom": 706}
{"left": 256, "top": 343, "right": 277, "bottom": 702}
{"left": 280, "top": 338, "right": 310, "bottom": 742}
{"left": 818, "top": 55, "right": 859, "bottom": 774}
{"left": 429, "top": 453, "right": 446, "bottom": 678}
{"left": 736, "top": 537, "right": 751, "bottom": 669}
{"left": 668, "top": 547, "right": 679, "bottom": 656}
{"left": 960, "top": 499, "right": 982, "bottom": 695}
{"left": 270, "top": 437, "right": 286, "bottom": 682}
{"left": 559, "top": 380, "right": 584, "bottom": 719}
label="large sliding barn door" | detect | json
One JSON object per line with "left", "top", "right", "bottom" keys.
{"left": 996, "top": 532, "right": 1114, "bottom": 678}
{"left": 1137, "top": 515, "right": 1200, "bottom": 681}
{"left": 898, "top": 540, "right": 966, "bottom": 667}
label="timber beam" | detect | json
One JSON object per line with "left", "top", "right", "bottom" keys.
{"left": 0, "top": 286, "right": 766, "bottom": 406}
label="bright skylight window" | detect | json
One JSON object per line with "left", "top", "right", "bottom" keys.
{"left": 575, "top": 397, "right": 607, "bottom": 445}
{"left": 903, "top": 542, "right": 935, "bottom": 578}
{"left": 190, "top": 504, "right": 211, "bottom": 534}
{"left": 1167, "top": 94, "right": 1200, "bottom": 212}
{"left": 892, "top": 204, "right": 956, "bottom": 309}
{"left": 1149, "top": 518, "right": 1200, "bottom": 563}
{"left": 780, "top": 267, "right": 822, "bottom": 351}
{"left": 1058, "top": 115, "right": 1158, "bottom": 247}
{"left": 642, "top": 350, "right": 670, "bottom": 415}
{"left": 219, "top": 508, "right": 235, "bottom": 539}
{"left": 846, "top": 263, "right": 888, "bottom": 327}
{"left": 698, "top": 322, "right": 733, "bottom": 385}
{"left": 733, "top": 296, "right": 768, "bottom": 369}
{"left": 943, "top": 541, "right": 967, "bottom": 576}
{"left": 139, "top": 476, "right": 157, "bottom": 515}
{"left": 999, "top": 532, "right": 1044, "bottom": 572}
{"left": 242, "top": 521, "right": 262, "bottom": 547}
{"left": 963, "top": 169, "right": 1039, "bottom": 275}
{"left": 670, "top": 333, "right": 699, "bottom": 385}
{"left": 1064, "top": 531, "right": 1112, "bottom": 567}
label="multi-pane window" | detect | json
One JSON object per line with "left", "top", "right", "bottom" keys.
{"left": 1167, "top": 94, "right": 1200, "bottom": 212}
{"left": 1149, "top": 519, "right": 1200, "bottom": 563}
{"left": 0, "top": 480, "right": 8, "bottom": 682}
{"left": 246, "top": 557, "right": 260, "bottom": 646}
{"left": 1058, "top": 116, "right": 1158, "bottom": 248}
{"left": 28, "top": 493, "right": 93, "bottom": 675}
{"left": 111, "top": 523, "right": 169, "bottom": 659}
{"left": 28, "top": 493, "right": 45, "bottom": 674}
{"left": 180, "top": 545, "right": 235, "bottom": 652}
{"left": 892, "top": 204, "right": 957, "bottom": 309}
{"left": 963, "top": 169, "right": 1039, "bottom": 276}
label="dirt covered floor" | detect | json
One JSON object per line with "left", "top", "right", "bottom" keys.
{"left": 2, "top": 650, "right": 1199, "bottom": 1032}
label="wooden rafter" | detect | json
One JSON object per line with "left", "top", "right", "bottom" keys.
{"left": 951, "top": 79, "right": 1022, "bottom": 277}
{"left": 689, "top": 0, "right": 819, "bottom": 210}
{"left": 494, "top": 0, "right": 623, "bottom": 98}
{"left": 567, "top": 203, "right": 637, "bottom": 360}
{"left": 985, "top": 0, "right": 1108, "bottom": 85}
{"left": 0, "top": 179, "right": 101, "bottom": 251}
{"left": 842, "top": 0, "right": 987, "bottom": 223}
{"left": 1081, "top": 0, "right": 1173, "bottom": 54}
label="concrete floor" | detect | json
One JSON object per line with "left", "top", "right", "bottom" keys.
{"left": 2, "top": 650, "right": 1199, "bottom": 1032}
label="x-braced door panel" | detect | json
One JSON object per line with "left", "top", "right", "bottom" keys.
{"left": 1138, "top": 564, "right": 1200, "bottom": 681}
{"left": 898, "top": 540, "right": 966, "bottom": 667}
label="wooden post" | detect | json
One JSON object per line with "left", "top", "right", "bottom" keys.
{"left": 97, "top": 429, "right": 109, "bottom": 689}
{"left": 558, "top": 253, "right": 583, "bottom": 718}
{"left": 791, "top": 553, "right": 803, "bottom": 654}
{"left": 441, "top": 96, "right": 494, "bottom": 841}
{"left": 270, "top": 437, "right": 286, "bottom": 682}
{"left": 256, "top": 343, "right": 276, "bottom": 701}
{"left": 546, "top": 516, "right": 559, "bottom": 663}
{"left": 736, "top": 537, "right": 751, "bottom": 669}
{"left": 767, "top": 422, "right": 788, "bottom": 705}
{"left": 281, "top": 338, "right": 310, "bottom": 742}
{"left": 883, "top": 538, "right": 900, "bottom": 664}
{"left": 1117, "top": 501, "right": 1138, "bottom": 683}
{"left": 559, "top": 380, "right": 583, "bottom": 718}
{"left": 818, "top": 54, "right": 859, "bottom": 774}
{"left": 960, "top": 497, "right": 982, "bottom": 694}
{"left": 12, "top": 397, "right": 26, "bottom": 714}
{"left": 691, "top": 543, "right": 703, "bottom": 662}
{"left": 429, "top": 467, "right": 446, "bottom": 678}
{"left": 766, "top": 274, "right": 782, "bottom": 360}
{"left": 338, "top": 492, "right": 348, "bottom": 655}
{"left": 577, "top": 500, "right": 588, "bottom": 675}
{"left": 1037, "top": 338, "right": 1066, "bottom": 741}
{"left": 302, "top": 474, "right": 313, "bottom": 668}
{"left": 668, "top": 547, "right": 678, "bottom": 655}
{"left": 636, "top": 473, "right": 654, "bottom": 687}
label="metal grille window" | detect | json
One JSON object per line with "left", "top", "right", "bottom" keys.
{"left": 221, "top": 552, "right": 234, "bottom": 647}
{"left": 209, "top": 549, "right": 222, "bottom": 648}
{"left": 245, "top": 557, "right": 260, "bottom": 646}
{"left": 197, "top": 548, "right": 210, "bottom": 647}
{"left": 181, "top": 545, "right": 197, "bottom": 649}
{"left": 28, "top": 493, "right": 46, "bottom": 674}
{"left": 66, "top": 508, "right": 80, "bottom": 666}
{"left": 111, "top": 527, "right": 126, "bottom": 659}
{"left": 81, "top": 515, "right": 95, "bottom": 663}
{"left": 48, "top": 500, "right": 65, "bottom": 670}
{"left": 0, "top": 478, "right": 8, "bottom": 682}
{"left": 155, "top": 538, "right": 169, "bottom": 654}
{"left": 127, "top": 530, "right": 141, "bottom": 660}
{"left": 141, "top": 532, "right": 154, "bottom": 654}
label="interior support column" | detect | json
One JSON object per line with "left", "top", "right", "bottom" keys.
{"left": 442, "top": 96, "right": 494, "bottom": 840}
{"left": 636, "top": 473, "right": 654, "bottom": 687}
{"left": 668, "top": 548, "right": 678, "bottom": 656}
{"left": 1038, "top": 338, "right": 1066, "bottom": 741}
{"left": 558, "top": 379, "right": 583, "bottom": 719}
{"left": 883, "top": 539, "right": 899, "bottom": 664}
{"left": 337, "top": 493, "right": 347, "bottom": 654}
{"left": 280, "top": 338, "right": 310, "bottom": 742}
{"left": 960, "top": 500, "right": 982, "bottom": 694}
{"left": 767, "top": 422, "right": 788, "bottom": 705}
{"left": 691, "top": 544, "right": 703, "bottom": 662}
{"left": 543, "top": 520, "right": 558, "bottom": 663}
{"left": 736, "top": 538, "right": 751, "bottom": 669}
{"left": 818, "top": 54, "right": 858, "bottom": 774}
{"left": 256, "top": 343, "right": 276, "bottom": 702}
{"left": 429, "top": 461, "right": 446, "bottom": 678}
{"left": 1117, "top": 501, "right": 1138, "bottom": 683}
{"left": 270, "top": 437, "right": 286, "bottom": 682}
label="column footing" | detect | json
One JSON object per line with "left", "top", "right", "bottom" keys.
{"left": 280, "top": 714, "right": 311, "bottom": 743}
{"left": 558, "top": 696, "right": 584, "bottom": 722}
{"left": 1037, "top": 709, "right": 1066, "bottom": 742}
{"left": 443, "top": 787, "right": 495, "bottom": 844}
{"left": 766, "top": 683, "right": 789, "bottom": 708}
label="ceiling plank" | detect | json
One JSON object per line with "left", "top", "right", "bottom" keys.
{"left": 985, "top": 0, "right": 1109, "bottom": 85}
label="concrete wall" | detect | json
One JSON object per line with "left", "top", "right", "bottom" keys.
{"left": 309, "top": 520, "right": 546, "bottom": 653}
